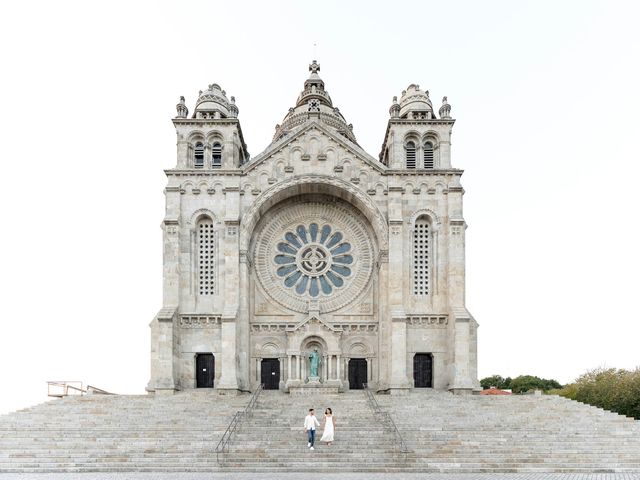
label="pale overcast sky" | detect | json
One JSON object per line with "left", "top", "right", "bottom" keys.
{"left": 1, "top": 0, "right": 638, "bottom": 414}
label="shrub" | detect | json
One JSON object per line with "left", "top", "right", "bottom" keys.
{"left": 558, "top": 367, "right": 640, "bottom": 419}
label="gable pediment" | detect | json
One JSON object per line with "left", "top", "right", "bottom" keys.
{"left": 243, "top": 121, "right": 386, "bottom": 176}
{"left": 288, "top": 315, "right": 342, "bottom": 334}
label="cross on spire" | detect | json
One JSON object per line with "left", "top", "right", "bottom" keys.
{"left": 309, "top": 60, "right": 320, "bottom": 74}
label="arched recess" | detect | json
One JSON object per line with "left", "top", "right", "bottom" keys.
{"left": 239, "top": 174, "right": 388, "bottom": 252}
{"left": 409, "top": 208, "right": 440, "bottom": 231}
{"left": 189, "top": 208, "right": 219, "bottom": 227}
{"left": 342, "top": 336, "right": 374, "bottom": 357}
{"left": 300, "top": 335, "right": 328, "bottom": 354}
{"left": 258, "top": 336, "right": 284, "bottom": 357}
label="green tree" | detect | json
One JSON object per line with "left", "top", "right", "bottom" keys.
{"left": 480, "top": 375, "right": 510, "bottom": 390}
{"left": 507, "top": 375, "right": 563, "bottom": 393}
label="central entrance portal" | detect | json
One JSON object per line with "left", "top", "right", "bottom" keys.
{"left": 196, "top": 353, "right": 214, "bottom": 388}
{"left": 413, "top": 353, "right": 433, "bottom": 388}
{"left": 348, "top": 358, "right": 367, "bottom": 389}
{"left": 261, "top": 358, "right": 280, "bottom": 390}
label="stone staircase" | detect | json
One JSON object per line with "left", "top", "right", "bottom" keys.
{"left": 217, "top": 390, "right": 408, "bottom": 472}
{"left": 377, "top": 390, "right": 640, "bottom": 473}
{"left": 1, "top": 388, "right": 639, "bottom": 473}
{"left": 0, "top": 390, "right": 249, "bottom": 473}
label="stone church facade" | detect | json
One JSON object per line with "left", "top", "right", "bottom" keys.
{"left": 147, "top": 61, "right": 480, "bottom": 395}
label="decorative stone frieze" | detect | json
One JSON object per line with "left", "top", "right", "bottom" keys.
{"left": 406, "top": 315, "right": 449, "bottom": 328}
{"left": 179, "top": 315, "right": 221, "bottom": 328}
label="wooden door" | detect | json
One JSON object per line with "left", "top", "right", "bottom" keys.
{"left": 348, "top": 358, "right": 368, "bottom": 390}
{"left": 413, "top": 353, "right": 433, "bottom": 388}
{"left": 196, "top": 353, "right": 214, "bottom": 388}
{"left": 261, "top": 358, "right": 280, "bottom": 390}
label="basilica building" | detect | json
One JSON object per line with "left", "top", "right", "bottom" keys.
{"left": 147, "top": 61, "right": 480, "bottom": 395}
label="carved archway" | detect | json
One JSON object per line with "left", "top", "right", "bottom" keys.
{"left": 240, "top": 174, "right": 388, "bottom": 252}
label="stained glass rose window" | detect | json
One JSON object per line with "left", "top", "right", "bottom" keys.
{"left": 274, "top": 223, "right": 353, "bottom": 297}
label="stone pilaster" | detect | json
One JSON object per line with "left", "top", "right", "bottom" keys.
{"left": 387, "top": 184, "right": 409, "bottom": 392}
{"left": 377, "top": 249, "right": 389, "bottom": 390}
{"left": 147, "top": 307, "right": 177, "bottom": 395}
{"left": 237, "top": 250, "right": 250, "bottom": 390}
{"left": 390, "top": 312, "right": 411, "bottom": 392}
{"left": 449, "top": 310, "right": 474, "bottom": 394}
{"left": 218, "top": 185, "right": 240, "bottom": 391}
{"left": 162, "top": 187, "right": 181, "bottom": 307}
{"left": 217, "top": 313, "right": 239, "bottom": 390}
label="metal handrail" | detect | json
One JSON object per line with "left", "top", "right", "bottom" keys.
{"left": 215, "top": 384, "right": 263, "bottom": 462}
{"left": 86, "top": 385, "right": 113, "bottom": 395}
{"left": 47, "top": 381, "right": 86, "bottom": 397}
{"left": 363, "top": 384, "right": 410, "bottom": 456}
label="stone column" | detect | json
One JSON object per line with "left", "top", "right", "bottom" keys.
{"left": 344, "top": 357, "right": 350, "bottom": 382}
{"left": 323, "top": 355, "right": 328, "bottom": 382}
{"left": 279, "top": 357, "right": 285, "bottom": 389}
{"left": 302, "top": 354, "right": 306, "bottom": 381}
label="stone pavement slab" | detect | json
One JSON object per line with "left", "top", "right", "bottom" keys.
{"left": 2, "top": 474, "right": 640, "bottom": 480}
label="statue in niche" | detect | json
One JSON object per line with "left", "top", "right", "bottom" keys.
{"left": 308, "top": 348, "right": 321, "bottom": 378}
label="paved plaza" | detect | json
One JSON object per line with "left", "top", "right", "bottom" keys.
{"left": 2, "top": 474, "right": 640, "bottom": 480}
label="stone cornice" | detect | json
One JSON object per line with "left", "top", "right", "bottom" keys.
{"left": 165, "top": 169, "right": 243, "bottom": 177}
{"left": 388, "top": 118, "right": 456, "bottom": 126}
{"left": 172, "top": 118, "right": 240, "bottom": 127}
{"left": 386, "top": 169, "right": 463, "bottom": 176}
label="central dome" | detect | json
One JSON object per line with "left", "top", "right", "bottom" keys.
{"left": 273, "top": 61, "right": 357, "bottom": 144}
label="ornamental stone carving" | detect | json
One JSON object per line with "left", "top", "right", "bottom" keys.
{"left": 239, "top": 174, "right": 389, "bottom": 251}
{"left": 252, "top": 200, "right": 374, "bottom": 314}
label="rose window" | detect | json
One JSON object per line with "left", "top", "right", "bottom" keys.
{"left": 274, "top": 223, "right": 353, "bottom": 297}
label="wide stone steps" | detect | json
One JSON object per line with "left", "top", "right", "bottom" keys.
{"left": 1, "top": 389, "right": 639, "bottom": 472}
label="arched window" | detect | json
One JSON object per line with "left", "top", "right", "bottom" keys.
{"left": 211, "top": 142, "right": 222, "bottom": 168}
{"left": 423, "top": 141, "right": 434, "bottom": 169}
{"left": 406, "top": 141, "right": 416, "bottom": 169}
{"left": 412, "top": 217, "right": 430, "bottom": 295}
{"left": 194, "top": 142, "right": 204, "bottom": 168}
{"left": 198, "top": 217, "right": 216, "bottom": 295}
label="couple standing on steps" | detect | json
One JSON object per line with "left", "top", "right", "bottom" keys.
{"left": 303, "top": 407, "right": 335, "bottom": 450}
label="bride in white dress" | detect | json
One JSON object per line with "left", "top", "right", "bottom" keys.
{"left": 320, "top": 408, "right": 335, "bottom": 445}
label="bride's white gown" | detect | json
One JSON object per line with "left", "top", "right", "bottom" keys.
{"left": 320, "top": 416, "right": 334, "bottom": 442}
